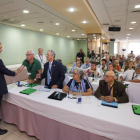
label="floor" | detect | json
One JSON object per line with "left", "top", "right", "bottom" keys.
{"left": 0, "top": 120, "right": 38, "bottom": 140}
{"left": 0, "top": 63, "right": 73, "bottom": 140}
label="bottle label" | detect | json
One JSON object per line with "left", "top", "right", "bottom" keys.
{"left": 78, "top": 98, "right": 82, "bottom": 103}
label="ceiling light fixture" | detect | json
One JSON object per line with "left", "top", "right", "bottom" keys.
{"left": 126, "top": 37, "right": 129, "bottom": 38}
{"left": 94, "top": 37, "right": 96, "bottom": 38}
{"left": 23, "top": 10, "right": 29, "bottom": 13}
{"left": 56, "top": 33, "right": 59, "bottom": 35}
{"left": 21, "top": 24, "right": 25, "bottom": 27}
{"left": 40, "top": 29, "right": 43, "bottom": 31}
{"left": 135, "top": 5, "right": 140, "bottom": 8}
{"left": 82, "top": 34, "right": 84, "bottom": 35}
{"left": 69, "top": 8, "right": 75, "bottom": 12}
{"left": 55, "top": 23, "right": 60, "bottom": 25}
{"left": 131, "top": 21, "right": 136, "bottom": 24}
{"left": 82, "top": 20, "right": 87, "bottom": 24}
{"left": 127, "top": 34, "right": 130, "bottom": 35}
{"left": 67, "top": 36, "right": 70, "bottom": 38}
{"left": 72, "top": 30, "right": 75, "bottom": 32}
{"left": 129, "top": 28, "right": 133, "bottom": 30}
{"left": 93, "top": 34, "right": 95, "bottom": 36}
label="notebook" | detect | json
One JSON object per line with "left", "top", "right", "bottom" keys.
{"left": 101, "top": 100, "right": 118, "bottom": 108}
{"left": 48, "top": 91, "right": 67, "bottom": 101}
{"left": 132, "top": 105, "right": 140, "bottom": 115}
{"left": 20, "top": 88, "right": 37, "bottom": 95}
{"left": 27, "top": 83, "right": 38, "bottom": 87}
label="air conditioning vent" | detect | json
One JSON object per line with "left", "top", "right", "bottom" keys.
{"left": 102, "top": 23, "right": 109, "bottom": 25}
{"left": 131, "top": 10, "right": 140, "bottom": 14}
{"left": 1, "top": 18, "right": 20, "bottom": 24}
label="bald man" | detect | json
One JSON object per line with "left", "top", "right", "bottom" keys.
{"left": 94, "top": 71, "right": 129, "bottom": 103}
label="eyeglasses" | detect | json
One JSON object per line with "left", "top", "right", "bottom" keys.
{"left": 73, "top": 72, "right": 78, "bottom": 75}
{"left": 26, "top": 54, "right": 33, "bottom": 56}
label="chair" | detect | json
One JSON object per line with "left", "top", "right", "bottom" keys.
{"left": 127, "top": 83, "right": 140, "bottom": 104}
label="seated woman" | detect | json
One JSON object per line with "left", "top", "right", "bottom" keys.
{"left": 86, "top": 62, "right": 101, "bottom": 77}
{"left": 63, "top": 67, "right": 92, "bottom": 96}
{"left": 69, "top": 60, "right": 82, "bottom": 74}
{"left": 114, "top": 60, "right": 121, "bottom": 72}
{"left": 72, "top": 57, "right": 81, "bottom": 67}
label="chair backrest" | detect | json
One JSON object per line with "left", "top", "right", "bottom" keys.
{"left": 127, "top": 83, "right": 140, "bottom": 104}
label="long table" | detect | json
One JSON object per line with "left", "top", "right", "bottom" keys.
{"left": 1, "top": 83, "right": 140, "bottom": 140}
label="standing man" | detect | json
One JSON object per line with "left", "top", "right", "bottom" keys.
{"left": 16, "top": 50, "right": 42, "bottom": 83}
{"left": 76, "top": 49, "right": 86, "bottom": 64}
{"left": 35, "top": 48, "right": 46, "bottom": 69}
{"left": 128, "top": 51, "right": 135, "bottom": 59}
{"left": 36, "top": 50, "right": 65, "bottom": 89}
{"left": 0, "top": 43, "right": 16, "bottom": 135}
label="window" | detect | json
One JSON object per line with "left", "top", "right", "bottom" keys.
{"left": 128, "top": 43, "right": 140, "bottom": 57}
{"left": 114, "top": 43, "right": 118, "bottom": 54}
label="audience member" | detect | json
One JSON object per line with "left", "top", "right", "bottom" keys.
{"left": 128, "top": 51, "right": 135, "bottom": 59}
{"left": 106, "top": 57, "right": 111, "bottom": 68}
{"left": 114, "top": 60, "right": 121, "bottom": 72}
{"left": 76, "top": 49, "right": 86, "bottom": 64}
{"left": 98, "top": 59, "right": 107, "bottom": 70}
{"left": 81, "top": 58, "right": 91, "bottom": 69}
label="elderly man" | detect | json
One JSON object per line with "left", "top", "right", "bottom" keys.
{"left": 81, "top": 58, "right": 91, "bottom": 69}
{"left": 16, "top": 50, "right": 42, "bottom": 83}
{"left": 105, "top": 57, "right": 111, "bottom": 68}
{"left": 128, "top": 51, "right": 135, "bottom": 59}
{"left": 76, "top": 49, "right": 86, "bottom": 64}
{"left": 35, "top": 48, "right": 46, "bottom": 69}
{"left": 36, "top": 50, "right": 65, "bottom": 89}
{"left": 94, "top": 71, "right": 129, "bottom": 103}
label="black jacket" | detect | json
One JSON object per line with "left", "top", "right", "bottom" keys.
{"left": 94, "top": 80, "right": 129, "bottom": 103}
{"left": 0, "top": 59, "right": 15, "bottom": 95}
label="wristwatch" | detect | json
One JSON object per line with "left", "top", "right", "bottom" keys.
{"left": 34, "top": 79, "right": 36, "bottom": 81}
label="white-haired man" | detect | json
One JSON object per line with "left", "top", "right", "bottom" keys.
{"left": 16, "top": 50, "right": 42, "bottom": 83}
{"left": 81, "top": 58, "right": 91, "bottom": 69}
{"left": 94, "top": 71, "right": 129, "bottom": 103}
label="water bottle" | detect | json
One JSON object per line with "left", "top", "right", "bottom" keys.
{"left": 18, "top": 81, "right": 20, "bottom": 86}
{"left": 76, "top": 83, "right": 82, "bottom": 104}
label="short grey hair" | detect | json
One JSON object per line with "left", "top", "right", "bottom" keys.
{"left": 73, "top": 67, "right": 85, "bottom": 79}
{"left": 28, "top": 50, "right": 34, "bottom": 54}
{"left": 48, "top": 50, "right": 55, "bottom": 58}
{"left": 136, "top": 65, "right": 140, "bottom": 70}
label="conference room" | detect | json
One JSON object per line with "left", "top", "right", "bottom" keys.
{"left": 0, "top": 0, "right": 140, "bottom": 140}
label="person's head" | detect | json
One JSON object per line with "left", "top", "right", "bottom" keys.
{"left": 136, "top": 57, "right": 139, "bottom": 62}
{"left": 0, "top": 43, "right": 2, "bottom": 53}
{"left": 112, "top": 56, "right": 115, "bottom": 59}
{"left": 76, "top": 60, "right": 82, "bottom": 68}
{"left": 106, "top": 57, "right": 109, "bottom": 62}
{"left": 116, "top": 57, "right": 120, "bottom": 61}
{"left": 80, "top": 49, "right": 83, "bottom": 53}
{"left": 76, "top": 57, "right": 80, "bottom": 61}
{"left": 135, "top": 65, "right": 140, "bottom": 74}
{"left": 114, "top": 60, "right": 119, "bottom": 66}
{"left": 108, "top": 63, "right": 115, "bottom": 71}
{"left": 131, "top": 51, "right": 133, "bottom": 54}
{"left": 102, "top": 59, "right": 106, "bottom": 65}
{"left": 104, "top": 71, "right": 115, "bottom": 83}
{"left": 38, "top": 48, "right": 43, "bottom": 55}
{"left": 91, "top": 62, "right": 97, "bottom": 70}
{"left": 122, "top": 56, "right": 125, "bottom": 60}
{"left": 57, "top": 59, "right": 62, "bottom": 63}
{"left": 86, "top": 59, "right": 90, "bottom": 65}
{"left": 26, "top": 50, "right": 34, "bottom": 61}
{"left": 128, "top": 60, "right": 134, "bottom": 68}
{"left": 73, "top": 67, "right": 85, "bottom": 80}
{"left": 46, "top": 50, "right": 55, "bottom": 62}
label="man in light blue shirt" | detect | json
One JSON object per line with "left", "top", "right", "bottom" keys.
{"left": 81, "top": 59, "right": 91, "bottom": 69}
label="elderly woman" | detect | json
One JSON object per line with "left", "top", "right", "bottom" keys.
{"left": 63, "top": 67, "right": 92, "bottom": 96}
{"left": 114, "top": 60, "right": 121, "bottom": 72}
{"left": 69, "top": 60, "right": 82, "bottom": 74}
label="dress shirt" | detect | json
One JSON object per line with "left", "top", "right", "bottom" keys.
{"left": 81, "top": 63, "right": 91, "bottom": 69}
{"left": 122, "top": 69, "right": 135, "bottom": 81}
{"left": 35, "top": 54, "right": 46, "bottom": 68}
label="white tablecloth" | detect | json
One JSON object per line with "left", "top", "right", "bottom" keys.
{"left": 3, "top": 83, "right": 140, "bottom": 140}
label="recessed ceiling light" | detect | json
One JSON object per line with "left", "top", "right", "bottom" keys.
{"left": 40, "top": 29, "right": 43, "bottom": 31}
{"left": 82, "top": 34, "right": 84, "bottom": 35}
{"left": 135, "top": 5, "right": 140, "bottom": 8}
{"left": 69, "top": 8, "right": 75, "bottom": 12}
{"left": 131, "top": 21, "right": 136, "bottom": 24}
{"left": 56, "top": 33, "right": 59, "bottom": 35}
{"left": 129, "top": 28, "right": 133, "bottom": 30}
{"left": 72, "top": 30, "right": 75, "bottom": 32}
{"left": 126, "top": 37, "right": 129, "bottom": 38}
{"left": 93, "top": 34, "right": 95, "bottom": 36}
{"left": 55, "top": 23, "right": 60, "bottom": 25}
{"left": 127, "top": 34, "right": 130, "bottom": 35}
{"left": 94, "top": 37, "right": 96, "bottom": 38}
{"left": 21, "top": 24, "right": 25, "bottom": 27}
{"left": 82, "top": 20, "right": 87, "bottom": 24}
{"left": 67, "top": 36, "right": 70, "bottom": 38}
{"left": 77, "top": 39, "right": 79, "bottom": 40}
{"left": 23, "top": 10, "right": 29, "bottom": 13}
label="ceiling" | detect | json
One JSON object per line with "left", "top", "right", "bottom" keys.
{"left": 87, "top": 0, "right": 140, "bottom": 41}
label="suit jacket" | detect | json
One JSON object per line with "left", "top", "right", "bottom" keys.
{"left": 0, "top": 59, "right": 15, "bottom": 96}
{"left": 94, "top": 80, "right": 129, "bottom": 103}
{"left": 41, "top": 60, "right": 65, "bottom": 89}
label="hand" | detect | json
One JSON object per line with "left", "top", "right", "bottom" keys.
{"left": 14, "top": 70, "right": 17, "bottom": 75}
{"left": 89, "top": 69, "right": 94, "bottom": 73}
{"left": 120, "top": 76, "right": 123, "bottom": 82}
{"left": 51, "top": 85, "right": 58, "bottom": 89}
{"left": 28, "top": 79, "right": 35, "bottom": 83}
{"left": 36, "top": 74, "right": 40, "bottom": 79}
{"left": 104, "top": 96, "right": 115, "bottom": 102}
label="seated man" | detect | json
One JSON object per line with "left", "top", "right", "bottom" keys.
{"left": 86, "top": 62, "right": 101, "bottom": 77}
{"left": 94, "top": 71, "right": 129, "bottom": 103}
{"left": 81, "top": 58, "right": 91, "bottom": 69}
{"left": 105, "top": 57, "right": 111, "bottom": 68}
{"left": 63, "top": 67, "right": 92, "bottom": 96}
{"left": 128, "top": 65, "right": 140, "bottom": 83}
{"left": 105, "top": 63, "right": 118, "bottom": 79}
{"left": 120, "top": 61, "right": 135, "bottom": 81}
{"left": 98, "top": 59, "right": 107, "bottom": 70}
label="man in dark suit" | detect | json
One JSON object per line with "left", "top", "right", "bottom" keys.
{"left": 94, "top": 71, "right": 129, "bottom": 103}
{"left": 0, "top": 43, "right": 16, "bottom": 135}
{"left": 36, "top": 50, "right": 65, "bottom": 89}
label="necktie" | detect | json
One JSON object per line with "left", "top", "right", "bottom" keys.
{"left": 47, "top": 63, "right": 51, "bottom": 85}
{"left": 108, "top": 85, "right": 111, "bottom": 96}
